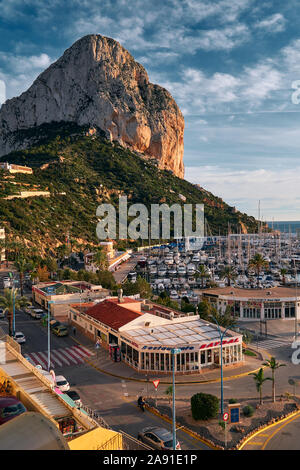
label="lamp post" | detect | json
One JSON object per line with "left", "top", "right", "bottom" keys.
{"left": 8, "top": 272, "right": 16, "bottom": 337}
{"left": 294, "top": 259, "right": 298, "bottom": 340}
{"left": 211, "top": 316, "right": 231, "bottom": 415}
{"left": 47, "top": 300, "right": 55, "bottom": 371}
{"left": 171, "top": 348, "right": 181, "bottom": 450}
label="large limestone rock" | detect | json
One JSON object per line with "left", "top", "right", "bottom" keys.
{"left": 0, "top": 34, "right": 184, "bottom": 177}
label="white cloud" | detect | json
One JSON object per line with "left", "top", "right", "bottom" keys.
{"left": 185, "top": 165, "right": 300, "bottom": 220}
{"left": 150, "top": 58, "right": 284, "bottom": 115}
{"left": 241, "top": 63, "right": 283, "bottom": 103}
{"left": 0, "top": 53, "right": 52, "bottom": 100}
{"left": 254, "top": 13, "right": 287, "bottom": 33}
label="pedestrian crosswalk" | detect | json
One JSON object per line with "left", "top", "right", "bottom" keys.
{"left": 255, "top": 338, "right": 290, "bottom": 350}
{"left": 24, "top": 345, "right": 94, "bottom": 369}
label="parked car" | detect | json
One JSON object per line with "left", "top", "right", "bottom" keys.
{"left": 49, "top": 320, "right": 61, "bottom": 330}
{"left": 0, "top": 396, "right": 27, "bottom": 425}
{"left": 55, "top": 376, "right": 70, "bottom": 392}
{"left": 30, "top": 309, "right": 44, "bottom": 319}
{"left": 52, "top": 325, "right": 68, "bottom": 337}
{"left": 65, "top": 390, "right": 82, "bottom": 408}
{"left": 25, "top": 305, "right": 35, "bottom": 314}
{"left": 137, "top": 427, "right": 181, "bottom": 450}
{"left": 3, "top": 279, "right": 11, "bottom": 289}
{"left": 38, "top": 369, "right": 55, "bottom": 385}
{"left": 13, "top": 332, "right": 26, "bottom": 344}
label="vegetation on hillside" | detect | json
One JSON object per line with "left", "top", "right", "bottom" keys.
{"left": 0, "top": 122, "right": 259, "bottom": 252}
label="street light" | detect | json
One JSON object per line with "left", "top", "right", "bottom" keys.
{"left": 8, "top": 272, "right": 16, "bottom": 337}
{"left": 293, "top": 259, "right": 298, "bottom": 340}
{"left": 211, "top": 316, "right": 231, "bottom": 415}
{"left": 47, "top": 300, "right": 55, "bottom": 371}
{"left": 171, "top": 348, "right": 181, "bottom": 450}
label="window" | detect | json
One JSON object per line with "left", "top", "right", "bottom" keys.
{"left": 207, "top": 349, "right": 212, "bottom": 363}
{"left": 285, "top": 303, "right": 295, "bottom": 318}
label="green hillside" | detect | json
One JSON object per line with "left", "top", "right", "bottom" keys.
{"left": 0, "top": 122, "right": 258, "bottom": 251}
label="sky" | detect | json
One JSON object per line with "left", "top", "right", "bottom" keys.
{"left": 0, "top": 0, "right": 300, "bottom": 221}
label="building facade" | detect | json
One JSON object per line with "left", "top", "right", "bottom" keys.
{"left": 32, "top": 281, "right": 109, "bottom": 319}
{"left": 69, "top": 297, "right": 243, "bottom": 375}
{"left": 202, "top": 287, "right": 300, "bottom": 321}
{"left": 0, "top": 162, "right": 33, "bottom": 174}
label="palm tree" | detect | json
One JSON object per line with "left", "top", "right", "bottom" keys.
{"left": 94, "top": 248, "right": 108, "bottom": 271}
{"left": 280, "top": 268, "right": 288, "bottom": 286}
{"left": 220, "top": 266, "right": 237, "bottom": 287}
{"left": 262, "top": 357, "right": 285, "bottom": 403}
{"left": 249, "top": 253, "right": 269, "bottom": 287}
{"left": 165, "top": 385, "right": 173, "bottom": 404}
{"left": 14, "top": 256, "right": 29, "bottom": 296}
{"left": 45, "top": 257, "right": 58, "bottom": 279}
{"left": 195, "top": 265, "right": 210, "bottom": 288}
{"left": 249, "top": 367, "right": 271, "bottom": 405}
{"left": 0, "top": 288, "right": 29, "bottom": 336}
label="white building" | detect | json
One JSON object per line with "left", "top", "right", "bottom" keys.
{"left": 202, "top": 286, "right": 300, "bottom": 321}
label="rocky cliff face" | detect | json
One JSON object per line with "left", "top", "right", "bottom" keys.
{"left": 0, "top": 34, "right": 184, "bottom": 177}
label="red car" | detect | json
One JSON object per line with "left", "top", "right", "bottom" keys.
{"left": 0, "top": 396, "right": 26, "bottom": 425}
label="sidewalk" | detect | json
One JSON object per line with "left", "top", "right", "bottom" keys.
{"left": 71, "top": 329, "right": 265, "bottom": 385}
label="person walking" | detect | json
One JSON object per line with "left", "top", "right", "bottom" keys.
{"left": 95, "top": 339, "right": 101, "bottom": 358}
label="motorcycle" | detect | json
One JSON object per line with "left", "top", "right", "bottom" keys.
{"left": 138, "top": 397, "right": 145, "bottom": 412}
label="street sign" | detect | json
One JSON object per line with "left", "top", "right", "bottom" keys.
{"left": 223, "top": 412, "right": 229, "bottom": 422}
{"left": 153, "top": 379, "right": 160, "bottom": 389}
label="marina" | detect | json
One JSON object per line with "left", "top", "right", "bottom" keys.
{"left": 129, "top": 231, "right": 300, "bottom": 308}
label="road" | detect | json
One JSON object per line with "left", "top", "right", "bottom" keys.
{"left": 240, "top": 412, "right": 300, "bottom": 450}
{"left": 112, "top": 255, "right": 138, "bottom": 284}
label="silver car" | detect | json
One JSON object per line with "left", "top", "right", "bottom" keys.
{"left": 138, "top": 426, "right": 181, "bottom": 450}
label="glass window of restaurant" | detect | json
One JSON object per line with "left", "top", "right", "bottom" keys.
{"left": 243, "top": 307, "right": 261, "bottom": 319}
{"left": 138, "top": 344, "right": 242, "bottom": 372}
{"left": 285, "top": 302, "right": 295, "bottom": 318}
{"left": 264, "top": 302, "right": 282, "bottom": 319}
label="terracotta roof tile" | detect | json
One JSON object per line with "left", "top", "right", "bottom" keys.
{"left": 85, "top": 299, "right": 142, "bottom": 330}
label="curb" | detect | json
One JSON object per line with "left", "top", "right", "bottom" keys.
{"left": 144, "top": 404, "right": 221, "bottom": 450}
{"left": 237, "top": 408, "right": 300, "bottom": 450}
{"left": 71, "top": 335, "right": 268, "bottom": 385}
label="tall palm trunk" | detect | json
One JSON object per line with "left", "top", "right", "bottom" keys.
{"left": 259, "top": 385, "right": 262, "bottom": 404}
{"left": 19, "top": 272, "right": 24, "bottom": 297}
{"left": 7, "top": 311, "right": 13, "bottom": 336}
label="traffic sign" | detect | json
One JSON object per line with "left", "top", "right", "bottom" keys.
{"left": 153, "top": 379, "right": 160, "bottom": 389}
{"left": 223, "top": 412, "right": 229, "bottom": 422}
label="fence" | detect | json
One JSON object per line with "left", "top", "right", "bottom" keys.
{"left": 81, "top": 405, "right": 111, "bottom": 430}
{"left": 119, "top": 430, "right": 152, "bottom": 450}
{"left": 81, "top": 405, "right": 152, "bottom": 450}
